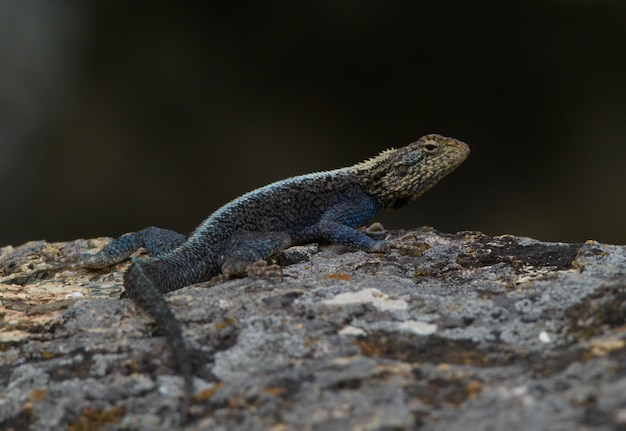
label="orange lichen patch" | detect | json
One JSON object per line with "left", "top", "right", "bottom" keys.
{"left": 194, "top": 382, "right": 225, "bottom": 402}
{"left": 436, "top": 364, "right": 451, "bottom": 372}
{"left": 590, "top": 338, "right": 626, "bottom": 357}
{"left": 322, "top": 273, "right": 353, "bottom": 281}
{"left": 303, "top": 336, "right": 323, "bottom": 348}
{"left": 228, "top": 394, "right": 242, "bottom": 408}
{"left": 353, "top": 338, "right": 385, "bottom": 357}
{"left": 215, "top": 317, "right": 238, "bottom": 331}
{"left": 373, "top": 362, "right": 413, "bottom": 379}
{"left": 355, "top": 334, "right": 497, "bottom": 367}
{"left": 68, "top": 406, "right": 126, "bottom": 431}
{"left": 30, "top": 389, "right": 47, "bottom": 402}
{"left": 23, "top": 400, "right": 34, "bottom": 416}
{"left": 263, "top": 386, "right": 287, "bottom": 396}
{"left": 465, "top": 379, "right": 483, "bottom": 398}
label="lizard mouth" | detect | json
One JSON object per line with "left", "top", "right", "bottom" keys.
{"left": 455, "top": 140, "right": 470, "bottom": 163}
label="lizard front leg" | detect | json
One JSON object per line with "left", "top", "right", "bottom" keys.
{"left": 314, "top": 198, "right": 425, "bottom": 255}
{"left": 316, "top": 218, "right": 388, "bottom": 252}
{"left": 314, "top": 196, "right": 388, "bottom": 252}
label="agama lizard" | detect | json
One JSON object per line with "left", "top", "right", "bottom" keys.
{"left": 58, "top": 134, "right": 469, "bottom": 419}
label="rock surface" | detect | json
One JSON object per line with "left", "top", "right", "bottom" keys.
{"left": 1, "top": 228, "right": 626, "bottom": 430}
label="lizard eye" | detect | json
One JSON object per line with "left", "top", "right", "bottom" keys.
{"left": 395, "top": 164, "right": 410, "bottom": 177}
{"left": 422, "top": 141, "right": 440, "bottom": 153}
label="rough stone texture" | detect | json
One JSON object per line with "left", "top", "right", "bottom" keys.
{"left": 1, "top": 228, "right": 626, "bottom": 430}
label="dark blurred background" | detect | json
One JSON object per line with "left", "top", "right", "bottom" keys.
{"left": 1, "top": 1, "right": 625, "bottom": 247}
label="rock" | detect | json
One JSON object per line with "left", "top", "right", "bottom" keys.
{"left": 1, "top": 228, "right": 626, "bottom": 430}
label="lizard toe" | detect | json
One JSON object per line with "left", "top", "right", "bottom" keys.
{"left": 387, "top": 233, "right": 429, "bottom": 257}
{"left": 246, "top": 260, "right": 283, "bottom": 280}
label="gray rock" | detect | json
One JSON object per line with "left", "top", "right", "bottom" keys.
{"left": 1, "top": 228, "right": 625, "bottom": 430}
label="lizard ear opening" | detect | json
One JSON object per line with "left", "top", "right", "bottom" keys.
{"left": 394, "top": 164, "right": 410, "bottom": 178}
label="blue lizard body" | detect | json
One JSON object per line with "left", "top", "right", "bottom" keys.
{"left": 65, "top": 134, "right": 470, "bottom": 421}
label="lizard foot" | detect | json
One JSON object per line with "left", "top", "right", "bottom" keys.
{"left": 207, "top": 273, "right": 230, "bottom": 286}
{"left": 386, "top": 233, "right": 429, "bottom": 257}
{"left": 245, "top": 260, "right": 283, "bottom": 280}
{"left": 210, "top": 260, "right": 284, "bottom": 286}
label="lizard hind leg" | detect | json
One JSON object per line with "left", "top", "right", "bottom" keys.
{"left": 140, "top": 226, "right": 187, "bottom": 257}
{"left": 218, "top": 231, "right": 292, "bottom": 280}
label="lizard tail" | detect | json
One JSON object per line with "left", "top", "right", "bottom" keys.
{"left": 124, "top": 260, "right": 194, "bottom": 422}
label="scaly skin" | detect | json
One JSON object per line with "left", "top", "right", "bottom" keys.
{"left": 63, "top": 134, "right": 469, "bottom": 421}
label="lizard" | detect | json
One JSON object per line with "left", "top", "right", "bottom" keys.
{"left": 56, "top": 133, "right": 469, "bottom": 420}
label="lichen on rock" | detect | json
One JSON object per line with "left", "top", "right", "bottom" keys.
{"left": 1, "top": 228, "right": 626, "bottom": 430}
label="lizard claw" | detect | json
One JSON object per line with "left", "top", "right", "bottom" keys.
{"left": 368, "top": 240, "right": 391, "bottom": 253}
{"left": 213, "top": 260, "right": 284, "bottom": 285}
{"left": 368, "top": 233, "right": 427, "bottom": 256}
{"left": 386, "top": 233, "right": 429, "bottom": 257}
{"left": 245, "top": 260, "right": 283, "bottom": 280}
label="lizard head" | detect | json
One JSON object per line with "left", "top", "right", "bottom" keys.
{"left": 357, "top": 134, "right": 470, "bottom": 209}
